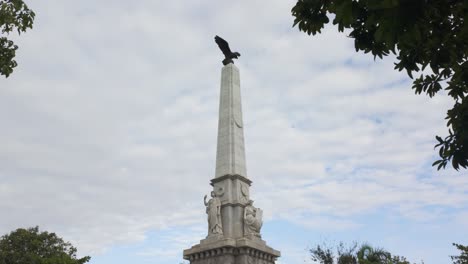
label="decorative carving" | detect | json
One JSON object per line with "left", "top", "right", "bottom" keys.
{"left": 234, "top": 115, "right": 243, "bottom": 128}
{"left": 204, "top": 191, "right": 223, "bottom": 237}
{"left": 215, "top": 186, "right": 225, "bottom": 197}
{"left": 240, "top": 184, "right": 249, "bottom": 203}
{"left": 244, "top": 200, "right": 263, "bottom": 238}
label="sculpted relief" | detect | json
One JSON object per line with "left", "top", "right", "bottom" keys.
{"left": 204, "top": 191, "right": 223, "bottom": 237}
{"left": 244, "top": 200, "right": 263, "bottom": 238}
{"left": 203, "top": 186, "right": 264, "bottom": 241}
{"left": 240, "top": 184, "right": 249, "bottom": 204}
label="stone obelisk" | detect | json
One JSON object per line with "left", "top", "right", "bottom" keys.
{"left": 183, "top": 36, "right": 280, "bottom": 264}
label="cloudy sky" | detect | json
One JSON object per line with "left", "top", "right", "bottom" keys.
{"left": 1, "top": 1, "right": 467, "bottom": 263}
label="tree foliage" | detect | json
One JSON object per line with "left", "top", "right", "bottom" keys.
{"left": 0, "top": 0, "right": 35, "bottom": 77}
{"left": 310, "top": 243, "right": 336, "bottom": 264}
{"left": 291, "top": 0, "right": 468, "bottom": 170}
{"left": 310, "top": 242, "right": 414, "bottom": 264}
{"left": 0, "top": 226, "right": 91, "bottom": 264}
{"left": 311, "top": 241, "right": 468, "bottom": 264}
{"left": 451, "top": 243, "right": 468, "bottom": 264}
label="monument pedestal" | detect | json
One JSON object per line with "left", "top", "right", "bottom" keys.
{"left": 183, "top": 237, "right": 280, "bottom": 264}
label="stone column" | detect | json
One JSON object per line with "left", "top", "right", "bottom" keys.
{"left": 215, "top": 63, "right": 247, "bottom": 179}
{"left": 211, "top": 64, "right": 251, "bottom": 239}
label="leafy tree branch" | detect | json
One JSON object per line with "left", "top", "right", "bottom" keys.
{"left": 0, "top": 0, "right": 35, "bottom": 77}
{"left": 292, "top": 0, "right": 468, "bottom": 170}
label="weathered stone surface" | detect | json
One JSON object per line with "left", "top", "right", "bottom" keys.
{"left": 182, "top": 63, "right": 280, "bottom": 264}
{"left": 204, "top": 191, "right": 223, "bottom": 237}
{"left": 215, "top": 64, "right": 247, "bottom": 179}
{"left": 210, "top": 174, "right": 251, "bottom": 239}
{"left": 183, "top": 237, "right": 280, "bottom": 264}
{"left": 186, "top": 249, "right": 277, "bottom": 264}
{"left": 243, "top": 201, "right": 262, "bottom": 238}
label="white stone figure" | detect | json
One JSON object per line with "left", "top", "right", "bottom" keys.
{"left": 204, "top": 191, "right": 223, "bottom": 237}
{"left": 244, "top": 200, "right": 263, "bottom": 238}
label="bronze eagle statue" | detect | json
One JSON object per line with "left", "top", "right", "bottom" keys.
{"left": 214, "top": 35, "right": 241, "bottom": 65}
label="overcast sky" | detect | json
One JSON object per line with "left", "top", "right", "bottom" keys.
{"left": 1, "top": 1, "right": 467, "bottom": 264}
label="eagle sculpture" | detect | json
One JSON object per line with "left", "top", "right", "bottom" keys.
{"left": 215, "top": 35, "right": 241, "bottom": 65}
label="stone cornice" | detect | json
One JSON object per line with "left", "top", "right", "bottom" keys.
{"left": 183, "top": 237, "right": 280, "bottom": 261}
{"left": 220, "top": 202, "right": 246, "bottom": 208}
{"left": 210, "top": 174, "right": 252, "bottom": 186}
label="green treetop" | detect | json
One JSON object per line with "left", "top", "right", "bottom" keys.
{"left": 0, "top": 226, "right": 91, "bottom": 264}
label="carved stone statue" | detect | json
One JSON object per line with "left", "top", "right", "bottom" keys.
{"left": 244, "top": 200, "right": 263, "bottom": 238}
{"left": 214, "top": 35, "right": 241, "bottom": 65}
{"left": 204, "top": 191, "right": 223, "bottom": 237}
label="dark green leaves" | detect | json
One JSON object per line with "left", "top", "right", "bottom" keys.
{"left": 0, "top": 0, "right": 35, "bottom": 77}
{"left": 310, "top": 244, "right": 335, "bottom": 264}
{"left": 451, "top": 243, "right": 468, "bottom": 264}
{"left": 292, "top": 0, "right": 330, "bottom": 35}
{"left": 310, "top": 242, "right": 412, "bottom": 264}
{"left": 0, "top": 37, "right": 17, "bottom": 77}
{"left": 291, "top": 0, "right": 468, "bottom": 170}
{"left": 311, "top": 241, "right": 468, "bottom": 263}
{"left": 0, "top": 227, "right": 91, "bottom": 264}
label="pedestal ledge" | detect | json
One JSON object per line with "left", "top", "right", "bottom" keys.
{"left": 210, "top": 174, "right": 252, "bottom": 186}
{"left": 236, "top": 237, "right": 281, "bottom": 257}
{"left": 183, "top": 237, "right": 280, "bottom": 263}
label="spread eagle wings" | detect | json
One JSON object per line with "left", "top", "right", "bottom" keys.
{"left": 214, "top": 35, "right": 232, "bottom": 57}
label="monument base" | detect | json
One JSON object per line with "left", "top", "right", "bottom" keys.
{"left": 183, "top": 237, "right": 280, "bottom": 264}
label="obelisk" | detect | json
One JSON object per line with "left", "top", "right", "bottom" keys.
{"left": 183, "top": 36, "right": 280, "bottom": 264}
